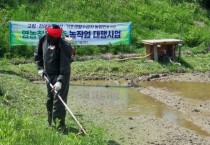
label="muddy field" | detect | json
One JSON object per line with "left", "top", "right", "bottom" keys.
{"left": 68, "top": 72, "right": 210, "bottom": 145}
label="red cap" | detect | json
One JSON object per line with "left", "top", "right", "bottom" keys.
{"left": 46, "top": 26, "right": 62, "bottom": 38}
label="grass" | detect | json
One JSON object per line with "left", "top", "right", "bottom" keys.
{"left": 1, "top": 0, "right": 210, "bottom": 57}
{"left": 0, "top": 104, "right": 105, "bottom": 145}
{"left": 1, "top": 52, "right": 210, "bottom": 81}
{"left": 1, "top": 0, "right": 210, "bottom": 143}
{"left": 70, "top": 53, "right": 210, "bottom": 80}
{"left": 0, "top": 52, "right": 210, "bottom": 144}
{"left": 0, "top": 71, "right": 106, "bottom": 145}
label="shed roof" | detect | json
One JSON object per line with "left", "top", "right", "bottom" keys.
{"left": 142, "top": 39, "right": 182, "bottom": 45}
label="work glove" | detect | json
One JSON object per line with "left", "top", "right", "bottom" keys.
{"left": 52, "top": 81, "right": 62, "bottom": 92}
{"left": 38, "top": 69, "right": 45, "bottom": 78}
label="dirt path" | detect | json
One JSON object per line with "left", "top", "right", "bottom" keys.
{"left": 69, "top": 72, "right": 210, "bottom": 145}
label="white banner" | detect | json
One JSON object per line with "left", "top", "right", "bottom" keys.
{"left": 9, "top": 21, "right": 132, "bottom": 46}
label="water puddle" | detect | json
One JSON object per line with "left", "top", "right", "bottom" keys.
{"left": 69, "top": 80, "right": 210, "bottom": 137}
{"left": 141, "top": 81, "right": 210, "bottom": 100}
{"left": 35, "top": 80, "right": 210, "bottom": 136}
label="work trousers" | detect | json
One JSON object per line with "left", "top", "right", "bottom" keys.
{"left": 46, "top": 74, "right": 70, "bottom": 127}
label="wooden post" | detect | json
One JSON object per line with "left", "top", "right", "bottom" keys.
{"left": 153, "top": 44, "right": 158, "bottom": 61}
{"left": 172, "top": 45, "right": 175, "bottom": 60}
{"left": 178, "top": 44, "right": 182, "bottom": 60}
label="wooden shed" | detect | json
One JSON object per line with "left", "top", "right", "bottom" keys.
{"left": 142, "top": 39, "right": 182, "bottom": 61}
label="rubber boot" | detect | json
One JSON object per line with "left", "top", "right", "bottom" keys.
{"left": 47, "top": 111, "right": 53, "bottom": 126}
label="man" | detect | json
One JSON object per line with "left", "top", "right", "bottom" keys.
{"left": 34, "top": 24, "right": 72, "bottom": 131}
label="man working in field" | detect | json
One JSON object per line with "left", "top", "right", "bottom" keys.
{"left": 34, "top": 24, "right": 72, "bottom": 131}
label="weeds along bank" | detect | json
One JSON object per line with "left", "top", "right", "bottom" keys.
{"left": 0, "top": 70, "right": 105, "bottom": 144}
{"left": 1, "top": 52, "right": 210, "bottom": 81}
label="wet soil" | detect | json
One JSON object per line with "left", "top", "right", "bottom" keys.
{"left": 68, "top": 72, "right": 210, "bottom": 145}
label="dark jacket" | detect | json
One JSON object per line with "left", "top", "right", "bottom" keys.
{"left": 34, "top": 34, "right": 72, "bottom": 83}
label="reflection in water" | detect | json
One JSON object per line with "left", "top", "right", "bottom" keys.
{"left": 141, "top": 81, "right": 210, "bottom": 100}
{"left": 70, "top": 84, "right": 129, "bottom": 105}
{"left": 68, "top": 80, "right": 210, "bottom": 137}
{"left": 162, "top": 110, "right": 178, "bottom": 123}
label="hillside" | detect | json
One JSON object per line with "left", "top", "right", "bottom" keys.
{"left": 0, "top": 0, "right": 210, "bottom": 57}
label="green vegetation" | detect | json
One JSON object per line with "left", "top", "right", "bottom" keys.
{"left": 0, "top": 52, "right": 210, "bottom": 145}
{"left": 0, "top": 65, "right": 106, "bottom": 145}
{"left": 1, "top": 51, "right": 210, "bottom": 82}
{"left": 1, "top": 0, "right": 210, "bottom": 144}
{"left": 0, "top": 0, "right": 210, "bottom": 57}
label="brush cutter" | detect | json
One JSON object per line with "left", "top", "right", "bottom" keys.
{"left": 43, "top": 75, "right": 87, "bottom": 135}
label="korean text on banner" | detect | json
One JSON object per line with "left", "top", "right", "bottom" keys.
{"left": 9, "top": 21, "right": 132, "bottom": 46}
